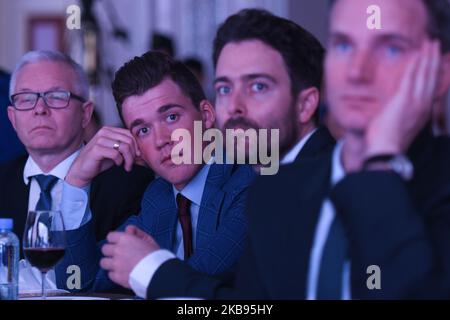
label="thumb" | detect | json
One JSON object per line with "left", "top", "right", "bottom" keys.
{"left": 125, "top": 225, "right": 139, "bottom": 235}
{"left": 125, "top": 225, "right": 152, "bottom": 240}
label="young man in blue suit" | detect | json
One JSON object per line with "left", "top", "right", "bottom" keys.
{"left": 56, "top": 51, "right": 255, "bottom": 294}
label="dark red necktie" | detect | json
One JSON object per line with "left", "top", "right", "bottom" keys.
{"left": 176, "top": 193, "right": 193, "bottom": 259}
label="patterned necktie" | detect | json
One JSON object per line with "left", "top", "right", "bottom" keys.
{"left": 316, "top": 213, "right": 348, "bottom": 299}
{"left": 176, "top": 193, "right": 193, "bottom": 260}
{"left": 33, "top": 174, "right": 58, "bottom": 211}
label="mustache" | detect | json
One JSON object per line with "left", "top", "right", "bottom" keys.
{"left": 222, "top": 117, "right": 260, "bottom": 131}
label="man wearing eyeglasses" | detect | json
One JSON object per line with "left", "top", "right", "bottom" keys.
{"left": 0, "top": 50, "right": 153, "bottom": 252}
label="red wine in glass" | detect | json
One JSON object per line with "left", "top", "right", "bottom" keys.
{"left": 23, "top": 247, "right": 66, "bottom": 273}
{"left": 23, "top": 210, "right": 66, "bottom": 299}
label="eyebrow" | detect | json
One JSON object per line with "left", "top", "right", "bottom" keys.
{"left": 328, "top": 32, "right": 351, "bottom": 41}
{"left": 243, "top": 74, "right": 277, "bottom": 83}
{"left": 129, "top": 119, "right": 145, "bottom": 131}
{"left": 213, "top": 76, "right": 230, "bottom": 85}
{"left": 375, "top": 34, "right": 417, "bottom": 47}
{"left": 329, "top": 32, "right": 416, "bottom": 47}
{"left": 14, "top": 86, "right": 69, "bottom": 93}
{"left": 214, "top": 74, "right": 277, "bottom": 85}
{"left": 129, "top": 104, "right": 185, "bottom": 130}
{"left": 157, "top": 103, "right": 185, "bottom": 113}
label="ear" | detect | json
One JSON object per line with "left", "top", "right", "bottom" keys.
{"left": 81, "top": 101, "right": 94, "bottom": 129}
{"left": 436, "top": 52, "right": 450, "bottom": 98}
{"left": 7, "top": 106, "right": 17, "bottom": 131}
{"left": 296, "top": 87, "right": 320, "bottom": 124}
{"left": 199, "top": 100, "right": 216, "bottom": 130}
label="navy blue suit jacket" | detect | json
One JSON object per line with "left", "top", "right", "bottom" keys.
{"left": 56, "top": 163, "right": 256, "bottom": 292}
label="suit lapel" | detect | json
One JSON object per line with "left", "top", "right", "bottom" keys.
{"left": 9, "top": 158, "right": 30, "bottom": 239}
{"left": 15, "top": 179, "right": 30, "bottom": 239}
{"left": 0, "top": 156, "right": 29, "bottom": 257}
{"left": 145, "top": 178, "right": 178, "bottom": 250}
{"left": 294, "top": 127, "right": 335, "bottom": 163}
{"left": 146, "top": 164, "right": 231, "bottom": 252}
{"left": 259, "top": 154, "right": 332, "bottom": 298}
{"left": 195, "top": 164, "right": 229, "bottom": 249}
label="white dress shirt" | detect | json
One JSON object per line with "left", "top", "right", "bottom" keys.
{"left": 280, "top": 128, "right": 317, "bottom": 165}
{"left": 20, "top": 148, "right": 84, "bottom": 293}
{"left": 23, "top": 148, "right": 83, "bottom": 230}
{"left": 306, "top": 140, "right": 351, "bottom": 299}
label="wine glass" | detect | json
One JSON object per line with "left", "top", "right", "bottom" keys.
{"left": 23, "top": 210, "right": 66, "bottom": 299}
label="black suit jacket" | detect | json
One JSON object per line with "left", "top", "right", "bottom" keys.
{"left": 293, "top": 126, "right": 335, "bottom": 163}
{"left": 147, "top": 130, "right": 450, "bottom": 299}
{"left": 0, "top": 155, "right": 154, "bottom": 242}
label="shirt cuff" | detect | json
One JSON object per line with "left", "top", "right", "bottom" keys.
{"left": 129, "top": 249, "right": 176, "bottom": 299}
{"left": 61, "top": 181, "right": 92, "bottom": 230}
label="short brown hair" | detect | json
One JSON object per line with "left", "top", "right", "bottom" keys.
{"left": 112, "top": 51, "right": 206, "bottom": 120}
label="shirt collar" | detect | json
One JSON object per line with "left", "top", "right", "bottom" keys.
{"left": 23, "top": 147, "right": 82, "bottom": 185}
{"left": 281, "top": 128, "right": 318, "bottom": 165}
{"left": 172, "top": 159, "right": 213, "bottom": 207}
{"left": 331, "top": 140, "right": 346, "bottom": 186}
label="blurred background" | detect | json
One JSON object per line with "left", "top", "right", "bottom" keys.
{"left": 0, "top": 0, "right": 448, "bottom": 139}
{"left": 0, "top": 0, "right": 330, "bottom": 127}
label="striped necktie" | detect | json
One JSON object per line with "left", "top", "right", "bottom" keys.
{"left": 33, "top": 174, "right": 58, "bottom": 211}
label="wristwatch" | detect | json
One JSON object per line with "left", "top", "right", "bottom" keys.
{"left": 363, "top": 154, "right": 414, "bottom": 181}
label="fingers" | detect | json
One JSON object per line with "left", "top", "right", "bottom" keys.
{"left": 424, "top": 41, "right": 441, "bottom": 100}
{"left": 394, "top": 40, "right": 440, "bottom": 116}
{"left": 124, "top": 225, "right": 139, "bottom": 234}
{"left": 412, "top": 43, "right": 428, "bottom": 101}
{"left": 100, "top": 258, "right": 128, "bottom": 288}
{"left": 100, "top": 257, "right": 114, "bottom": 270}
{"left": 106, "top": 229, "right": 150, "bottom": 245}
{"left": 108, "top": 271, "right": 120, "bottom": 285}
{"left": 91, "top": 144, "right": 124, "bottom": 167}
{"left": 411, "top": 40, "right": 441, "bottom": 123}
{"left": 135, "top": 229, "right": 152, "bottom": 241}
{"left": 106, "top": 231, "right": 124, "bottom": 244}
{"left": 125, "top": 225, "right": 151, "bottom": 240}
{"left": 114, "top": 142, "right": 135, "bottom": 172}
{"left": 364, "top": 39, "right": 442, "bottom": 157}
{"left": 101, "top": 243, "right": 115, "bottom": 257}
{"left": 100, "top": 127, "right": 140, "bottom": 157}
{"left": 400, "top": 46, "right": 421, "bottom": 95}
{"left": 92, "top": 127, "right": 140, "bottom": 171}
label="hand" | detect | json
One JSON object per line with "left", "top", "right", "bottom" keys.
{"left": 100, "top": 226, "right": 160, "bottom": 289}
{"left": 364, "top": 40, "right": 441, "bottom": 158}
{"left": 66, "top": 126, "right": 141, "bottom": 187}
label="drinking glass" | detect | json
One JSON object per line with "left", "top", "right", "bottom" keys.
{"left": 23, "top": 210, "right": 66, "bottom": 299}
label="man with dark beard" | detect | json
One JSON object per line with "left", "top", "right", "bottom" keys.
{"left": 212, "top": 9, "right": 335, "bottom": 167}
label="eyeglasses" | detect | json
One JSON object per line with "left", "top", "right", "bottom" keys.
{"left": 10, "top": 90, "right": 86, "bottom": 111}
